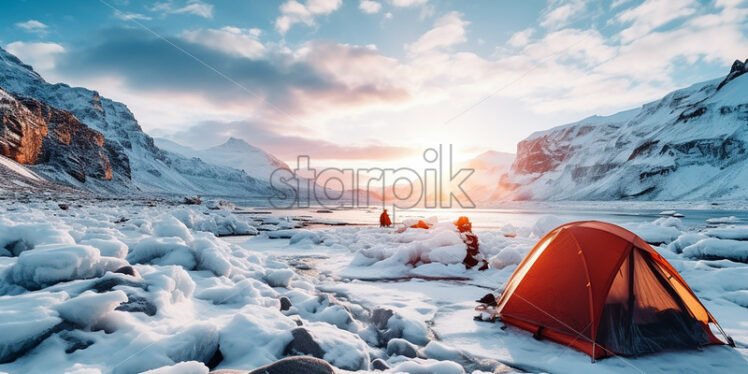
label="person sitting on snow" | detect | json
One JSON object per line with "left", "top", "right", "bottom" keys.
{"left": 379, "top": 209, "right": 392, "bottom": 227}
{"left": 455, "top": 216, "right": 488, "bottom": 271}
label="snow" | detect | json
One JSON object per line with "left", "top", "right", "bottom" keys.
{"left": 141, "top": 361, "right": 208, "bottom": 374}
{"left": 682, "top": 238, "right": 748, "bottom": 262}
{"left": 54, "top": 290, "right": 129, "bottom": 327}
{"left": 388, "top": 358, "right": 466, "bottom": 374}
{"left": 5, "top": 244, "right": 126, "bottom": 290}
{"left": 0, "top": 154, "right": 42, "bottom": 181}
{"left": 0, "top": 46, "right": 274, "bottom": 197}
{"left": 1, "top": 200, "right": 748, "bottom": 374}
{"left": 707, "top": 216, "right": 741, "bottom": 224}
{"left": 498, "top": 67, "right": 748, "bottom": 201}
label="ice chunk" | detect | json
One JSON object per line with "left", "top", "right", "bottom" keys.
{"left": 683, "top": 238, "right": 748, "bottom": 262}
{"left": 265, "top": 269, "right": 295, "bottom": 288}
{"left": 704, "top": 225, "right": 748, "bottom": 240}
{"left": 80, "top": 238, "right": 128, "bottom": 259}
{"left": 0, "top": 292, "right": 66, "bottom": 363}
{"left": 54, "top": 290, "right": 128, "bottom": 327}
{"left": 0, "top": 220, "right": 75, "bottom": 256}
{"left": 706, "top": 216, "right": 740, "bottom": 224}
{"left": 388, "top": 358, "right": 465, "bottom": 374}
{"left": 290, "top": 230, "right": 323, "bottom": 245}
{"left": 423, "top": 341, "right": 462, "bottom": 361}
{"left": 153, "top": 216, "right": 194, "bottom": 241}
{"left": 128, "top": 237, "right": 196, "bottom": 269}
{"left": 141, "top": 361, "right": 208, "bottom": 374}
{"left": 218, "top": 306, "right": 296, "bottom": 369}
{"left": 6, "top": 244, "right": 126, "bottom": 290}
{"left": 304, "top": 322, "right": 370, "bottom": 371}
{"left": 531, "top": 215, "right": 564, "bottom": 237}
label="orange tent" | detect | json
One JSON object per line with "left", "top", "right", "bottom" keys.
{"left": 495, "top": 221, "right": 732, "bottom": 360}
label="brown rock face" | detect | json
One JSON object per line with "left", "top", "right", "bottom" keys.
{"left": 0, "top": 88, "right": 113, "bottom": 183}
{"left": 0, "top": 93, "right": 48, "bottom": 164}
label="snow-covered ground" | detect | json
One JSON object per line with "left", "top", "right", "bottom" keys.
{"left": 1, "top": 200, "right": 747, "bottom": 373}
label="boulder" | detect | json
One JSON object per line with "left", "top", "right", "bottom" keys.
{"left": 370, "top": 307, "right": 393, "bottom": 330}
{"left": 247, "top": 356, "right": 335, "bottom": 374}
{"left": 115, "top": 295, "right": 157, "bottom": 316}
{"left": 279, "top": 296, "right": 292, "bottom": 311}
{"left": 371, "top": 358, "right": 390, "bottom": 371}
{"left": 385, "top": 338, "right": 418, "bottom": 358}
{"left": 114, "top": 265, "right": 140, "bottom": 278}
{"left": 284, "top": 328, "right": 325, "bottom": 359}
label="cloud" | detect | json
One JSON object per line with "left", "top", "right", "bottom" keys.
{"left": 14, "top": 20, "right": 48, "bottom": 35}
{"left": 275, "top": 0, "right": 342, "bottom": 34}
{"left": 359, "top": 0, "right": 382, "bottom": 14}
{"left": 5, "top": 41, "right": 65, "bottom": 73}
{"left": 540, "top": 0, "right": 590, "bottom": 29}
{"left": 615, "top": 0, "right": 698, "bottom": 43}
{"left": 52, "top": 29, "right": 410, "bottom": 124}
{"left": 389, "top": 0, "right": 428, "bottom": 7}
{"left": 408, "top": 12, "right": 468, "bottom": 54}
{"left": 151, "top": 0, "right": 214, "bottom": 19}
{"left": 181, "top": 27, "right": 266, "bottom": 59}
{"left": 507, "top": 28, "right": 535, "bottom": 47}
{"left": 114, "top": 11, "right": 152, "bottom": 21}
{"left": 20, "top": 2, "right": 746, "bottom": 161}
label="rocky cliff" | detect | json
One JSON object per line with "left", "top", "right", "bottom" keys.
{"left": 0, "top": 88, "right": 124, "bottom": 184}
{"left": 498, "top": 60, "right": 748, "bottom": 201}
{"left": 0, "top": 46, "right": 272, "bottom": 197}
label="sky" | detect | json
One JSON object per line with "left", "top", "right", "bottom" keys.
{"left": 1, "top": 0, "right": 746, "bottom": 169}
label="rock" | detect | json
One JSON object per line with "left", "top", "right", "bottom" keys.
{"left": 386, "top": 338, "right": 418, "bottom": 358}
{"left": 247, "top": 356, "right": 335, "bottom": 374}
{"left": 371, "top": 358, "right": 390, "bottom": 371}
{"left": 90, "top": 275, "right": 144, "bottom": 293}
{"left": 207, "top": 344, "right": 223, "bottom": 369}
{"left": 115, "top": 295, "right": 157, "bottom": 316}
{"left": 209, "top": 357, "right": 336, "bottom": 374}
{"left": 114, "top": 265, "right": 139, "bottom": 278}
{"left": 183, "top": 196, "right": 202, "bottom": 205}
{"left": 0, "top": 320, "right": 67, "bottom": 363}
{"left": 0, "top": 88, "right": 117, "bottom": 183}
{"left": 58, "top": 203, "right": 70, "bottom": 210}
{"left": 206, "top": 199, "right": 236, "bottom": 210}
{"left": 370, "top": 307, "right": 393, "bottom": 330}
{"left": 717, "top": 58, "right": 747, "bottom": 90}
{"left": 284, "top": 328, "right": 325, "bottom": 359}
{"left": 279, "top": 296, "right": 292, "bottom": 311}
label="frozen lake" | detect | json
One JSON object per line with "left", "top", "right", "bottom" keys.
{"left": 232, "top": 201, "right": 748, "bottom": 230}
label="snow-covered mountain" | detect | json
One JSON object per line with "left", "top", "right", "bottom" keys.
{"left": 460, "top": 150, "right": 515, "bottom": 202}
{"left": 0, "top": 46, "right": 272, "bottom": 197}
{"left": 155, "top": 137, "right": 289, "bottom": 182}
{"left": 497, "top": 59, "right": 748, "bottom": 201}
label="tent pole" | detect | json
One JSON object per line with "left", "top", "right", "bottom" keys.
{"left": 713, "top": 320, "right": 735, "bottom": 347}
{"left": 592, "top": 343, "right": 596, "bottom": 363}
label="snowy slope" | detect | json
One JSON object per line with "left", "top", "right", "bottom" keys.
{"left": 459, "top": 151, "right": 515, "bottom": 202}
{"left": 498, "top": 60, "right": 748, "bottom": 201}
{"left": 155, "top": 137, "right": 290, "bottom": 182}
{"left": 0, "top": 154, "right": 71, "bottom": 193}
{"left": 0, "top": 46, "right": 272, "bottom": 197}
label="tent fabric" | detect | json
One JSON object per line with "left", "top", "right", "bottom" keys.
{"left": 495, "top": 221, "right": 726, "bottom": 359}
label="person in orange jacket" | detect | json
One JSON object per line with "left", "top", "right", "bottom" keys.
{"left": 380, "top": 209, "right": 392, "bottom": 227}
{"left": 455, "top": 216, "right": 488, "bottom": 270}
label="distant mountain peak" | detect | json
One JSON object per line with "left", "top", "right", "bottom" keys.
{"left": 225, "top": 136, "right": 247, "bottom": 145}
{"left": 717, "top": 58, "right": 748, "bottom": 90}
